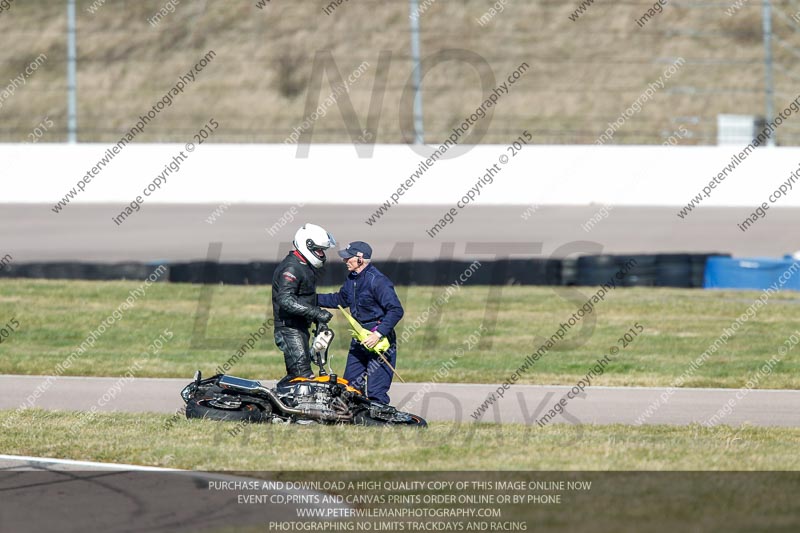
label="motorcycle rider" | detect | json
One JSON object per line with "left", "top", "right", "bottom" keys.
{"left": 272, "top": 223, "right": 335, "bottom": 388}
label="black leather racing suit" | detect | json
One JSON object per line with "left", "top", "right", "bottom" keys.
{"left": 272, "top": 251, "right": 330, "bottom": 381}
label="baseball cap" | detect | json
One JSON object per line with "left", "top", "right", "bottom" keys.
{"left": 337, "top": 241, "right": 373, "bottom": 259}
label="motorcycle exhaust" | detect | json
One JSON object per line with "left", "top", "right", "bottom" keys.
{"left": 219, "top": 375, "right": 349, "bottom": 423}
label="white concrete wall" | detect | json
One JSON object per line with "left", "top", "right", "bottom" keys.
{"left": 3, "top": 143, "right": 800, "bottom": 207}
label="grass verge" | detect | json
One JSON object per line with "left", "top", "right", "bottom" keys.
{"left": 2, "top": 409, "right": 799, "bottom": 471}
{"left": 1, "top": 279, "right": 800, "bottom": 388}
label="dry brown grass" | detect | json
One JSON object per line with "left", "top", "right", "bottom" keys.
{"left": 1, "top": 0, "right": 799, "bottom": 144}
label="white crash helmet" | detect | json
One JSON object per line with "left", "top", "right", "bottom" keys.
{"left": 293, "top": 223, "right": 336, "bottom": 269}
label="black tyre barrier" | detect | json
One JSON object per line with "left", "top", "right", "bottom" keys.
{"left": 560, "top": 257, "right": 579, "bottom": 286}
{"left": 85, "top": 262, "right": 167, "bottom": 281}
{"left": 421, "top": 261, "right": 468, "bottom": 286}
{"left": 245, "top": 262, "right": 275, "bottom": 285}
{"left": 616, "top": 255, "right": 657, "bottom": 287}
{"left": 218, "top": 263, "right": 249, "bottom": 285}
{"left": 25, "top": 262, "right": 90, "bottom": 279}
{"left": 375, "top": 261, "right": 414, "bottom": 286}
{"left": 0, "top": 262, "right": 167, "bottom": 281}
{"left": 430, "top": 259, "right": 461, "bottom": 286}
{"left": 0, "top": 254, "right": 731, "bottom": 287}
{"left": 655, "top": 254, "right": 692, "bottom": 287}
{"left": 169, "top": 262, "right": 218, "bottom": 284}
{"left": 576, "top": 255, "right": 619, "bottom": 286}
{"left": 371, "top": 260, "right": 560, "bottom": 286}
{"left": 576, "top": 255, "right": 696, "bottom": 288}
{"left": 489, "top": 259, "right": 562, "bottom": 286}
{"left": 0, "top": 263, "right": 29, "bottom": 278}
{"left": 169, "top": 262, "right": 251, "bottom": 285}
{"left": 416, "top": 261, "right": 472, "bottom": 286}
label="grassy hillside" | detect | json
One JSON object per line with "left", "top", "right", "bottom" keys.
{"left": 1, "top": 0, "right": 799, "bottom": 144}
{"left": 1, "top": 279, "right": 799, "bottom": 388}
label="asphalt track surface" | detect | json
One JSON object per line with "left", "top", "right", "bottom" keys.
{"left": 0, "top": 455, "right": 349, "bottom": 533}
{"left": 2, "top": 375, "right": 799, "bottom": 427}
{"left": 4, "top": 204, "right": 800, "bottom": 261}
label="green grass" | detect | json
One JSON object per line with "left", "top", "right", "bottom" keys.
{"left": 1, "top": 279, "right": 800, "bottom": 388}
{"left": 2, "top": 409, "right": 799, "bottom": 470}
{"left": 5, "top": 410, "right": 799, "bottom": 531}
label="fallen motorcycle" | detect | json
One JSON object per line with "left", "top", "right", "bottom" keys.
{"left": 180, "top": 324, "right": 426, "bottom": 427}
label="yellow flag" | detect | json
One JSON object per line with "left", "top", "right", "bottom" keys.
{"left": 337, "top": 305, "right": 391, "bottom": 354}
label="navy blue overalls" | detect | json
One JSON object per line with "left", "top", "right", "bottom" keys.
{"left": 317, "top": 263, "right": 404, "bottom": 404}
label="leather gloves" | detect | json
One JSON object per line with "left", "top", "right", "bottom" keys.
{"left": 315, "top": 308, "right": 333, "bottom": 324}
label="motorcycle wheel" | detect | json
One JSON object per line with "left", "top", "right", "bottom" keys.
{"left": 185, "top": 398, "right": 270, "bottom": 423}
{"left": 353, "top": 409, "right": 427, "bottom": 428}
